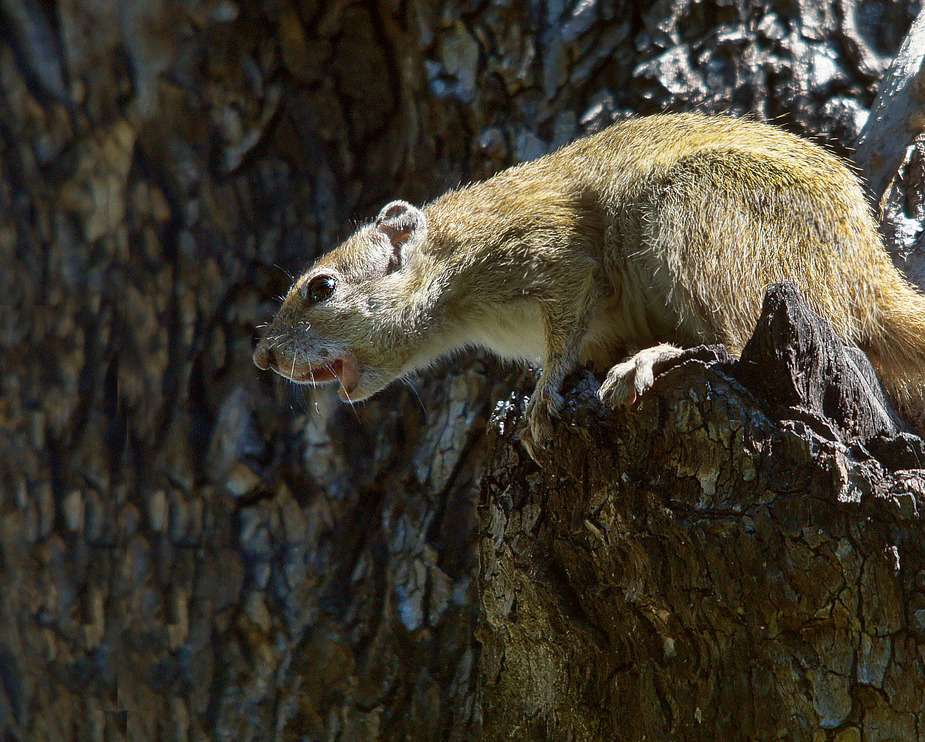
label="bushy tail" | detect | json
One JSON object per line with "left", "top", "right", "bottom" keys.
{"left": 864, "top": 274, "right": 925, "bottom": 427}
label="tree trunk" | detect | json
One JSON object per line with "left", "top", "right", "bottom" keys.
{"left": 854, "top": 4, "right": 925, "bottom": 290}
{"left": 854, "top": 4, "right": 925, "bottom": 207}
{"left": 2, "top": 1, "right": 923, "bottom": 740}
{"left": 480, "top": 285, "right": 925, "bottom": 740}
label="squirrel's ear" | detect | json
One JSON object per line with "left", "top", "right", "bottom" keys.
{"left": 374, "top": 201, "right": 426, "bottom": 270}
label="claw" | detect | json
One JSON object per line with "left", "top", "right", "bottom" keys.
{"left": 521, "top": 387, "right": 563, "bottom": 461}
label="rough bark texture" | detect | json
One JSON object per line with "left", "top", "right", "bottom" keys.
{"left": 480, "top": 286, "right": 925, "bottom": 741}
{"left": 2, "top": 0, "right": 923, "bottom": 740}
{"left": 855, "top": 5, "right": 925, "bottom": 204}
{"left": 855, "top": 5, "right": 925, "bottom": 289}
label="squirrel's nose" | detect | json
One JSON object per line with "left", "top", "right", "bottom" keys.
{"left": 253, "top": 341, "right": 274, "bottom": 371}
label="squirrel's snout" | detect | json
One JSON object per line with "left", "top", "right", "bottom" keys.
{"left": 253, "top": 342, "right": 273, "bottom": 371}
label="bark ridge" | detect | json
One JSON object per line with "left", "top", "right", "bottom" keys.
{"left": 479, "top": 284, "right": 925, "bottom": 741}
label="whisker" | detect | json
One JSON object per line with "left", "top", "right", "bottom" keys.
{"left": 332, "top": 366, "right": 363, "bottom": 423}
{"left": 296, "top": 384, "right": 312, "bottom": 416}
{"left": 402, "top": 377, "right": 426, "bottom": 413}
{"left": 342, "top": 388, "right": 362, "bottom": 425}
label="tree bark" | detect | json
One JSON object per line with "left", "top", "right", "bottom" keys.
{"left": 480, "top": 286, "right": 925, "bottom": 741}
{"left": 1, "top": 0, "right": 922, "bottom": 740}
{"left": 854, "top": 5, "right": 925, "bottom": 207}
{"left": 854, "top": 5, "right": 925, "bottom": 290}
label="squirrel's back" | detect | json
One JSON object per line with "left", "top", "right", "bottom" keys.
{"left": 431, "top": 114, "right": 925, "bottom": 410}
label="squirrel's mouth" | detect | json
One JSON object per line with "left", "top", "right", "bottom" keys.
{"left": 291, "top": 356, "right": 360, "bottom": 398}
{"left": 292, "top": 359, "right": 342, "bottom": 384}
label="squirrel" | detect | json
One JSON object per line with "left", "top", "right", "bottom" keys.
{"left": 253, "top": 112, "right": 925, "bottom": 458}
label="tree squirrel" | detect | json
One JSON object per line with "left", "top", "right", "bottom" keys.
{"left": 253, "top": 113, "right": 925, "bottom": 458}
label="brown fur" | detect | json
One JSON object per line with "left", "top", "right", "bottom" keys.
{"left": 253, "top": 113, "right": 925, "bottom": 455}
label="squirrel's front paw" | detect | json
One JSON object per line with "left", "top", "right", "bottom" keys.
{"left": 520, "top": 387, "right": 563, "bottom": 461}
{"left": 598, "top": 344, "right": 683, "bottom": 408}
{"left": 598, "top": 357, "right": 640, "bottom": 407}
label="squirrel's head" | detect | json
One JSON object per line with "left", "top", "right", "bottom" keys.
{"left": 253, "top": 200, "right": 433, "bottom": 402}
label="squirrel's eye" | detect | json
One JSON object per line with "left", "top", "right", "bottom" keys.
{"left": 306, "top": 275, "right": 336, "bottom": 305}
